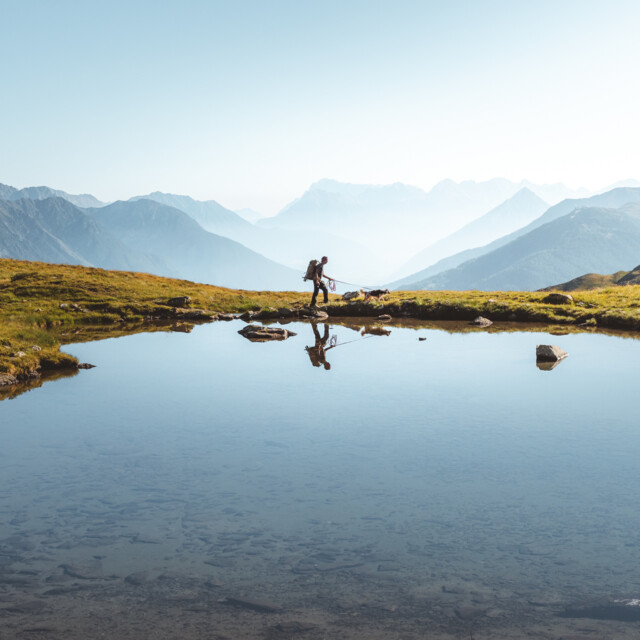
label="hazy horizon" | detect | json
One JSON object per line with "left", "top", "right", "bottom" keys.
{"left": 1, "top": 0, "right": 639, "bottom": 214}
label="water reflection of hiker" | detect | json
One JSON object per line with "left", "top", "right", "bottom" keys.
{"left": 310, "top": 256, "right": 334, "bottom": 308}
{"left": 305, "top": 322, "right": 335, "bottom": 370}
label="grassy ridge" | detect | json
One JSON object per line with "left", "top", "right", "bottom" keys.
{"left": 2, "top": 258, "right": 640, "bottom": 384}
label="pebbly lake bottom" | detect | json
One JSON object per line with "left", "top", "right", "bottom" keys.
{"left": 1, "top": 318, "right": 640, "bottom": 639}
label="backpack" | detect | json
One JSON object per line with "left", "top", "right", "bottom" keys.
{"left": 303, "top": 259, "right": 318, "bottom": 281}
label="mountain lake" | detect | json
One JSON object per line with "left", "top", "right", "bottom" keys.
{"left": 1, "top": 317, "right": 640, "bottom": 639}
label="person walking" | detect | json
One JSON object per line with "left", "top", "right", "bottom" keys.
{"left": 310, "top": 256, "right": 334, "bottom": 308}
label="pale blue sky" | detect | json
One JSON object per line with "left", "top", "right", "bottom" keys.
{"left": 1, "top": 0, "right": 639, "bottom": 212}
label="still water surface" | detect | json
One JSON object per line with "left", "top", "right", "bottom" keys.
{"left": 1, "top": 319, "right": 640, "bottom": 639}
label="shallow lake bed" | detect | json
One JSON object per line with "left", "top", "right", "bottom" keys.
{"left": 1, "top": 318, "right": 640, "bottom": 638}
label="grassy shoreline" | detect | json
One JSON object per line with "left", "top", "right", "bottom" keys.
{"left": 2, "top": 258, "right": 640, "bottom": 387}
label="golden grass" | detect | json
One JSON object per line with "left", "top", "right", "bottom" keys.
{"left": 2, "top": 258, "right": 640, "bottom": 383}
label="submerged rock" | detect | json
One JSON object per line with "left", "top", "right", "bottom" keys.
{"left": 560, "top": 597, "right": 640, "bottom": 621}
{"left": 470, "top": 316, "right": 493, "bottom": 327}
{"left": 222, "top": 595, "right": 282, "bottom": 613}
{"left": 536, "top": 344, "right": 568, "bottom": 363}
{"left": 238, "top": 324, "right": 297, "bottom": 342}
{"left": 78, "top": 363, "right": 96, "bottom": 369}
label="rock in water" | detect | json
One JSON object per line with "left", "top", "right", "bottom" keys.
{"left": 470, "top": 316, "right": 493, "bottom": 327}
{"left": 536, "top": 344, "right": 569, "bottom": 362}
{"left": 238, "top": 324, "right": 297, "bottom": 342}
{"left": 543, "top": 293, "right": 574, "bottom": 305}
{"left": 378, "top": 314, "right": 392, "bottom": 322}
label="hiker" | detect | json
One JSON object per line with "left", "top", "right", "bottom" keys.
{"left": 305, "top": 322, "right": 335, "bottom": 370}
{"left": 310, "top": 256, "right": 334, "bottom": 308}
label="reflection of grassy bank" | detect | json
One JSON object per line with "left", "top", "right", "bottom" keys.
{"left": 2, "top": 258, "right": 640, "bottom": 387}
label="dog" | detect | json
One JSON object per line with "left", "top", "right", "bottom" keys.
{"left": 363, "top": 288, "right": 390, "bottom": 301}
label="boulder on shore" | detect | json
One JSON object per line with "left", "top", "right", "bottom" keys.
{"left": 300, "top": 308, "right": 329, "bottom": 319}
{"left": 470, "top": 316, "right": 493, "bottom": 327}
{"left": 167, "top": 296, "right": 191, "bottom": 307}
{"left": 238, "top": 324, "right": 297, "bottom": 342}
{"left": 543, "top": 293, "right": 573, "bottom": 305}
{"left": 342, "top": 290, "right": 362, "bottom": 301}
{"left": 536, "top": 344, "right": 568, "bottom": 362}
{"left": 0, "top": 373, "right": 18, "bottom": 387}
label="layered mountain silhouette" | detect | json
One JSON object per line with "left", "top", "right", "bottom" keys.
{"left": 0, "top": 197, "right": 163, "bottom": 272}
{"left": 258, "top": 178, "right": 588, "bottom": 270}
{"left": 88, "top": 199, "right": 301, "bottom": 290}
{"left": 0, "top": 195, "right": 301, "bottom": 290}
{"left": 398, "top": 201, "right": 640, "bottom": 291}
{"left": 395, "top": 187, "right": 549, "bottom": 279}
{"left": 395, "top": 187, "right": 640, "bottom": 290}
{"left": 128, "top": 189, "right": 382, "bottom": 283}
{"left": 129, "top": 192, "right": 252, "bottom": 238}
{"left": 0, "top": 182, "right": 104, "bottom": 208}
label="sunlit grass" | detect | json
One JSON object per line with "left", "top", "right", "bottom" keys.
{"left": 1, "top": 257, "right": 640, "bottom": 382}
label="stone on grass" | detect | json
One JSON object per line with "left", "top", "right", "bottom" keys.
{"left": 167, "top": 296, "right": 191, "bottom": 307}
{"left": 543, "top": 293, "right": 573, "bottom": 305}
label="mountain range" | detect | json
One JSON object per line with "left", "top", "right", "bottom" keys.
{"left": 3, "top": 178, "right": 640, "bottom": 293}
{"left": 393, "top": 187, "right": 549, "bottom": 279}
{"left": 394, "top": 187, "right": 640, "bottom": 291}
{"left": 258, "top": 178, "right": 589, "bottom": 269}
{"left": 0, "top": 196, "right": 301, "bottom": 290}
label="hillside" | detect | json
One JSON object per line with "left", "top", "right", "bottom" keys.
{"left": 403, "top": 204, "right": 640, "bottom": 291}
{"left": 395, "top": 187, "right": 548, "bottom": 278}
{"left": 87, "top": 199, "right": 302, "bottom": 290}
{"left": 395, "top": 187, "right": 640, "bottom": 290}
{"left": 542, "top": 265, "right": 640, "bottom": 291}
{"left": 0, "top": 197, "right": 163, "bottom": 272}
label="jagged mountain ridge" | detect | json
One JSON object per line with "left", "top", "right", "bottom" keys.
{"left": 0, "top": 182, "right": 104, "bottom": 208}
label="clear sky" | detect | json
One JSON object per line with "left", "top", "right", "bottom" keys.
{"left": 1, "top": 0, "right": 639, "bottom": 213}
